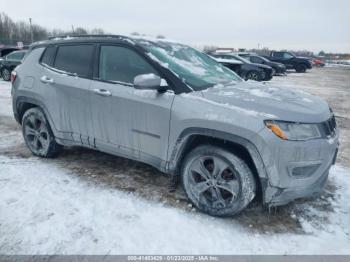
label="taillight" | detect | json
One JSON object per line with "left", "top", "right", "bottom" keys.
{"left": 11, "top": 71, "right": 17, "bottom": 83}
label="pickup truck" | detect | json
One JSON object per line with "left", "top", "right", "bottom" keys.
{"left": 264, "top": 51, "right": 312, "bottom": 73}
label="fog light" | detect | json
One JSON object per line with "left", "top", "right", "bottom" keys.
{"left": 291, "top": 164, "right": 320, "bottom": 177}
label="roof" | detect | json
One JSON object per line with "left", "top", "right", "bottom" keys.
{"left": 30, "top": 34, "right": 134, "bottom": 48}
{"left": 30, "top": 34, "right": 181, "bottom": 49}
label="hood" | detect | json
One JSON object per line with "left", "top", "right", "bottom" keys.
{"left": 296, "top": 56, "right": 312, "bottom": 63}
{"left": 268, "top": 61, "right": 286, "bottom": 68}
{"left": 298, "top": 56, "right": 311, "bottom": 60}
{"left": 201, "top": 81, "right": 331, "bottom": 123}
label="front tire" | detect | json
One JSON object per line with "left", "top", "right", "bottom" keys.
{"left": 1, "top": 68, "right": 11, "bottom": 81}
{"left": 181, "top": 145, "right": 256, "bottom": 217}
{"left": 22, "top": 107, "right": 63, "bottom": 158}
{"left": 295, "top": 64, "right": 307, "bottom": 73}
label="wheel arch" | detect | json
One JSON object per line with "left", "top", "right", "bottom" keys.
{"left": 295, "top": 62, "right": 307, "bottom": 71}
{"left": 246, "top": 69, "right": 263, "bottom": 81}
{"left": 1, "top": 66, "right": 12, "bottom": 80}
{"left": 14, "top": 96, "right": 57, "bottom": 133}
{"left": 168, "top": 128, "right": 269, "bottom": 200}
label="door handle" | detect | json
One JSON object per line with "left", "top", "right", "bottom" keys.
{"left": 40, "top": 76, "right": 54, "bottom": 84}
{"left": 92, "top": 88, "right": 112, "bottom": 97}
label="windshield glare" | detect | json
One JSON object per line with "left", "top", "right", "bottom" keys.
{"left": 138, "top": 40, "right": 241, "bottom": 91}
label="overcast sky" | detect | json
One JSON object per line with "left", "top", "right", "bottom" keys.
{"left": 2, "top": 0, "right": 350, "bottom": 53}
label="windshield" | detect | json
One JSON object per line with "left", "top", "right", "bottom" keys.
{"left": 230, "top": 54, "right": 251, "bottom": 64}
{"left": 137, "top": 40, "right": 241, "bottom": 91}
{"left": 258, "top": 56, "right": 269, "bottom": 62}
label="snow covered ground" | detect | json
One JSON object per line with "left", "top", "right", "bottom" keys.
{"left": 1, "top": 71, "right": 350, "bottom": 254}
{"left": 0, "top": 155, "right": 349, "bottom": 255}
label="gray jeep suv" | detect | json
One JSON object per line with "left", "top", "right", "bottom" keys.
{"left": 11, "top": 35, "right": 339, "bottom": 216}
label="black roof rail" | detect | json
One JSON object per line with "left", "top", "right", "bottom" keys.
{"left": 48, "top": 34, "right": 127, "bottom": 40}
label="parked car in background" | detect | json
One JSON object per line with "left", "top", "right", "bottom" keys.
{"left": 264, "top": 51, "right": 312, "bottom": 73}
{"left": 212, "top": 57, "right": 244, "bottom": 75}
{"left": 238, "top": 53, "right": 287, "bottom": 75}
{"left": 0, "top": 47, "right": 20, "bottom": 57}
{"left": 312, "top": 58, "right": 325, "bottom": 67}
{"left": 0, "top": 50, "right": 27, "bottom": 81}
{"left": 209, "top": 52, "right": 274, "bottom": 81}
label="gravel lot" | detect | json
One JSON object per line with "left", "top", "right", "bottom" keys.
{"left": 0, "top": 67, "right": 349, "bottom": 254}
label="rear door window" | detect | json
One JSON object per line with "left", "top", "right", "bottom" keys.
{"left": 250, "top": 56, "right": 262, "bottom": 63}
{"left": 98, "top": 45, "right": 158, "bottom": 84}
{"left": 283, "top": 53, "right": 294, "bottom": 59}
{"left": 272, "top": 52, "right": 283, "bottom": 58}
{"left": 53, "top": 45, "right": 94, "bottom": 77}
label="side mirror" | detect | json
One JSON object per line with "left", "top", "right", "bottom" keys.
{"left": 134, "top": 73, "right": 166, "bottom": 90}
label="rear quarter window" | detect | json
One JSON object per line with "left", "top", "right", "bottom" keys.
{"left": 53, "top": 45, "right": 94, "bottom": 77}
{"left": 40, "top": 46, "right": 57, "bottom": 67}
{"left": 7, "top": 51, "right": 25, "bottom": 61}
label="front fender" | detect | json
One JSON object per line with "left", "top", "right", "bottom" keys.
{"left": 167, "top": 127, "right": 269, "bottom": 183}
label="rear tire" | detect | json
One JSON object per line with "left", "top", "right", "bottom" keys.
{"left": 22, "top": 107, "right": 63, "bottom": 158}
{"left": 1, "top": 68, "right": 11, "bottom": 81}
{"left": 181, "top": 145, "right": 256, "bottom": 217}
{"left": 295, "top": 64, "right": 307, "bottom": 73}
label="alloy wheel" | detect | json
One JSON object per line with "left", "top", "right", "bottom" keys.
{"left": 187, "top": 155, "right": 240, "bottom": 210}
{"left": 23, "top": 114, "right": 50, "bottom": 154}
{"left": 2, "top": 69, "right": 11, "bottom": 81}
{"left": 247, "top": 72, "right": 260, "bottom": 81}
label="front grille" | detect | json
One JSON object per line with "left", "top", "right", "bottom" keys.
{"left": 319, "top": 115, "right": 337, "bottom": 137}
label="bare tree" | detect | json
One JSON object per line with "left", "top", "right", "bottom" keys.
{"left": 0, "top": 12, "right": 108, "bottom": 46}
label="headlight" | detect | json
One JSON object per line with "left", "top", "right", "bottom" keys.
{"left": 265, "top": 120, "right": 322, "bottom": 141}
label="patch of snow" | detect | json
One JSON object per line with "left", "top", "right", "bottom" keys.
{"left": 302, "top": 97, "right": 313, "bottom": 103}
{"left": 136, "top": 73, "right": 158, "bottom": 80}
{"left": 135, "top": 74, "right": 169, "bottom": 87}
{"left": 0, "top": 132, "right": 23, "bottom": 150}
{"left": 327, "top": 135, "right": 337, "bottom": 145}
{"left": 0, "top": 156, "right": 350, "bottom": 254}
{"left": 154, "top": 47, "right": 208, "bottom": 76}
{"left": 123, "top": 38, "right": 136, "bottom": 45}
{"left": 160, "top": 78, "right": 168, "bottom": 87}
{"left": 0, "top": 80, "right": 13, "bottom": 117}
{"left": 216, "top": 90, "right": 236, "bottom": 96}
{"left": 249, "top": 89, "right": 273, "bottom": 98}
{"left": 130, "top": 34, "right": 181, "bottom": 45}
{"left": 147, "top": 52, "right": 169, "bottom": 68}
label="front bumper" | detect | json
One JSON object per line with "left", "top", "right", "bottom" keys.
{"left": 275, "top": 66, "right": 287, "bottom": 74}
{"left": 255, "top": 126, "right": 339, "bottom": 206}
{"left": 267, "top": 160, "right": 333, "bottom": 206}
{"left": 263, "top": 69, "right": 274, "bottom": 80}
